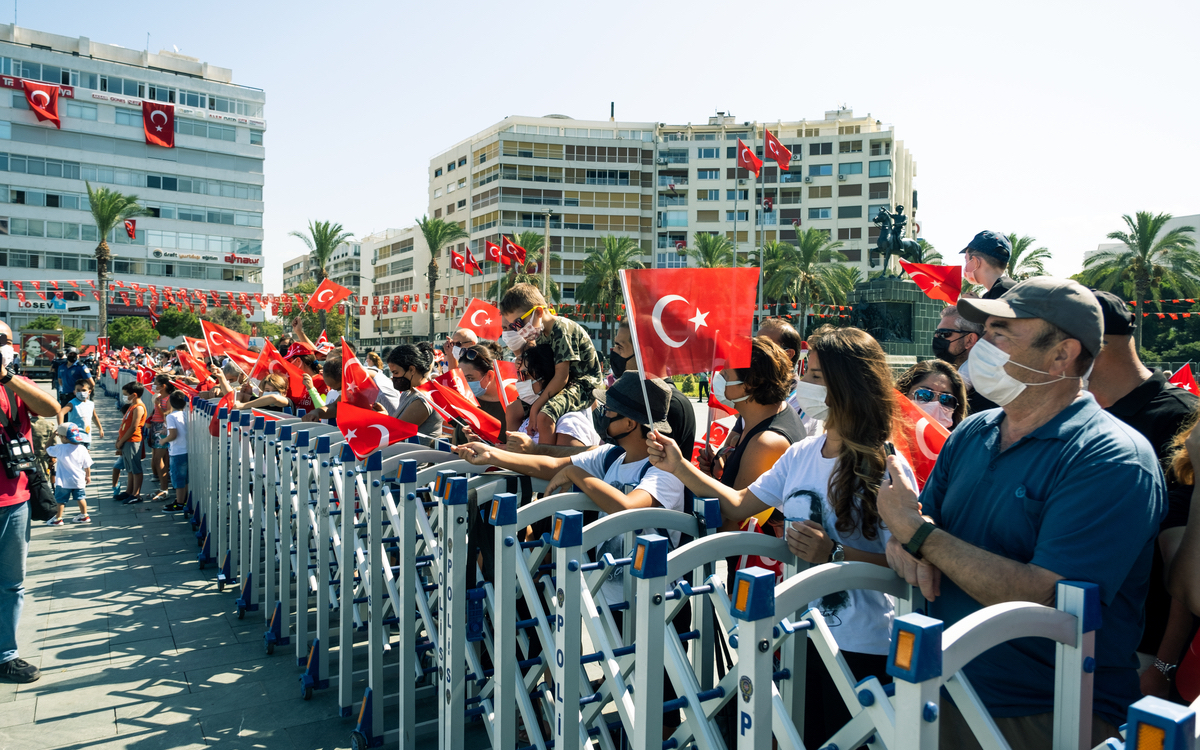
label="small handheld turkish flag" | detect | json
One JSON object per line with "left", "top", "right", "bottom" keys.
{"left": 893, "top": 389, "right": 949, "bottom": 489}
{"left": 1169, "top": 365, "right": 1200, "bottom": 394}
{"left": 20, "top": 80, "right": 59, "bottom": 128}
{"left": 485, "top": 241, "right": 511, "bottom": 266}
{"left": 341, "top": 339, "right": 381, "bottom": 408}
{"left": 423, "top": 380, "right": 503, "bottom": 444}
{"left": 898, "top": 259, "right": 962, "bottom": 305}
{"left": 309, "top": 278, "right": 352, "bottom": 311}
{"left": 493, "top": 360, "right": 520, "bottom": 410}
{"left": 501, "top": 236, "right": 526, "bottom": 265}
{"left": 200, "top": 319, "right": 250, "bottom": 355}
{"left": 142, "top": 101, "right": 175, "bottom": 148}
{"left": 456, "top": 299, "right": 501, "bottom": 341}
{"left": 124, "top": 219, "right": 137, "bottom": 240}
{"left": 736, "top": 138, "right": 763, "bottom": 177}
{"left": 433, "top": 368, "right": 479, "bottom": 406}
{"left": 764, "top": 129, "right": 792, "bottom": 171}
{"left": 337, "top": 401, "right": 419, "bottom": 459}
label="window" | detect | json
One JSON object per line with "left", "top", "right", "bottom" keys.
{"left": 726, "top": 146, "right": 737, "bottom": 159}
{"left": 434, "top": 168, "right": 443, "bottom": 177}
{"left": 656, "top": 252, "right": 687, "bottom": 269}
{"left": 457, "top": 157, "right": 467, "bottom": 167}
{"left": 809, "top": 143, "right": 833, "bottom": 156}
{"left": 661, "top": 149, "right": 689, "bottom": 164}
{"left": 779, "top": 190, "right": 802, "bottom": 205}
{"left": 838, "top": 205, "right": 862, "bottom": 219}
{"left": 694, "top": 189, "right": 717, "bottom": 201}
{"left": 869, "top": 205, "right": 889, "bottom": 222}
{"left": 869, "top": 160, "right": 892, "bottom": 177}
{"left": 809, "top": 186, "right": 832, "bottom": 199}
{"left": 838, "top": 183, "right": 862, "bottom": 197}
{"left": 726, "top": 189, "right": 748, "bottom": 201}
{"left": 802, "top": 128, "right": 820, "bottom": 137}
{"left": 838, "top": 162, "right": 863, "bottom": 176}
{"left": 697, "top": 147, "right": 719, "bottom": 159}
{"left": 808, "top": 208, "right": 831, "bottom": 220}
{"left": 660, "top": 211, "right": 687, "bottom": 227}
{"left": 434, "top": 188, "right": 443, "bottom": 198}
{"left": 808, "top": 164, "right": 832, "bottom": 177}
{"left": 726, "top": 210, "right": 748, "bottom": 222}
{"left": 250, "top": 130, "right": 263, "bottom": 146}
{"left": 696, "top": 210, "right": 719, "bottom": 222}
{"left": 870, "top": 140, "right": 892, "bottom": 156}
{"left": 839, "top": 140, "right": 863, "bottom": 153}
{"left": 434, "top": 208, "right": 442, "bottom": 218}
{"left": 115, "top": 109, "right": 140, "bottom": 127}
{"left": 838, "top": 125, "right": 861, "bottom": 135}
{"left": 837, "top": 228, "right": 863, "bottom": 240}
{"left": 447, "top": 162, "right": 456, "bottom": 172}
{"left": 869, "top": 182, "right": 890, "bottom": 200}
{"left": 697, "top": 169, "right": 720, "bottom": 180}
{"left": 457, "top": 199, "right": 466, "bottom": 209}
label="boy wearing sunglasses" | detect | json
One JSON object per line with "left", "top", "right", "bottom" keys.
{"left": 499, "top": 283, "right": 603, "bottom": 445}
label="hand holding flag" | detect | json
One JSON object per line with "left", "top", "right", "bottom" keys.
{"left": 337, "top": 401, "right": 419, "bottom": 459}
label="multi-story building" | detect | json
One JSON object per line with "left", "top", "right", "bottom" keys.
{"left": 282, "top": 254, "right": 309, "bottom": 291}
{"left": 361, "top": 108, "right": 915, "bottom": 346}
{"left": 0, "top": 24, "right": 265, "bottom": 340}
{"left": 359, "top": 227, "right": 426, "bottom": 347}
{"left": 282, "top": 242, "right": 363, "bottom": 294}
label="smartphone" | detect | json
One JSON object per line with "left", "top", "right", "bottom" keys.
{"left": 884, "top": 441, "right": 896, "bottom": 457}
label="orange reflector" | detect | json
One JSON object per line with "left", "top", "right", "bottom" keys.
{"left": 1137, "top": 723, "right": 1166, "bottom": 750}
{"left": 553, "top": 517, "right": 562, "bottom": 541}
{"left": 634, "top": 544, "right": 645, "bottom": 571}
{"left": 734, "top": 579, "right": 750, "bottom": 612}
{"left": 894, "top": 631, "right": 915, "bottom": 670}
{"left": 490, "top": 500, "right": 499, "bottom": 521}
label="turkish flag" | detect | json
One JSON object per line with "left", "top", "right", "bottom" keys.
{"left": 501, "top": 235, "right": 526, "bottom": 265}
{"left": 337, "top": 401, "right": 419, "bottom": 459}
{"left": 248, "top": 340, "right": 307, "bottom": 399}
{"left": 1170, "top": 366, "right": 1200, "bottom": 395}
{"left": 200, "top": 319, "right": 250, "bottom": 355}
{"left": 486, "top": 241, "right": 511, "bottom": 266}
{"left": 423, "top": 380, "right": 503, "bottom": 444}
{"left": 341, "top": 339, "right": 380, "bottom": 408}
{"left": 208, "top": 392, "right": 235, "bottom": 438}
{"left": 142, "top": 101, "right": 175, "bottom": 148}
{"left": 314, "top": 330, "right": 335, "bottom": 355}
{"left": 309, "top": 278, "right": 352, "bottom": 311}
{"left": 764, "top": 129, "right": 792, "bottom": 171}
{"left": 177, "top": 348, "right": 211, "bottom": 383}
{"left": 456, "top": 299, "right": 501, "bottom": 341}
{"left": 898, "top": 260, "right": 962, "bottom": 305}
{"left": 736, "top": 138, "right": 762, "bottom": 177}
{"left": 432, "top": 368, "right": 479, "bottom": 406}
{"left": 621, "top": 268, "right": 759, "bottom": 377}
{"left": 136, "top": 366, "right": 156, "bottom": 385}
{"left": 463, "top": 248, "right": 482, "bottom": 276}
{"left": 20, "top": 80, "right": 59, "bottom": 128}
{"left": 450, "top": 250, "right": 474, "bottom": 276}
{"left": 893, "top": 390, "right": 950, "bottom": 489}
{"left": 124, "top": 219, "right": 137, "bottom": 240}
{"left": 171, "top": 380, "right": 199, "bottom": 398}
{"left": 183, "top": 336, "right": 209, "bottom": 360}
{"left": 493, "top": 360, "right": 520, "bottom": 410}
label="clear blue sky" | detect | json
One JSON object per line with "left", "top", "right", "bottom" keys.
{"left": 15, "top": 0, "right": 1200, "bottom": 292}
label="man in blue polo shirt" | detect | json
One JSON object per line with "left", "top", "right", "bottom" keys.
{"left": 57, "top": 349, "right": 94, "bottom": 407}
{"left": 878, "top": 276, "right": 1165, "bottom": 749}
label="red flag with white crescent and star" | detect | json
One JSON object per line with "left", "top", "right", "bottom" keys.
{"left": 124, "top": 219, "right": 137, "bottom": 240}
{"left": 736, "top": 138, "right": 763, "bottom": 177}
{"left": 142, "top": 101, "right": 175, "bottom": 148}
{"left": 898, "top": 259, "right": 962, "bottom": 305}
{"left": 455, "top": 299, "right": 501, "bottom": 341}
{"left": 485, "top": 241, "right": 511, "bottom": 266}
{"left": 336, "top": 401, "right": 419, "bottom": 460}
{"left": 620, "top": 268, "right": 759, "bottom": 377}
{"left": 314, "top": 330, "right": 335, "bottom": 355}
{"left": 341, "top": 339, "right": 381, "bottom": 409}
{"left": 308, "top": 278, "right": 351, "bottom": 311}
{"left": 432, "top": 368, "right": 479, "bottom": 406}
{"left": 21, "top": 80, "right": 60, "bottom": 128}
{"left": 200, "top": 319, "right": 250, "bottom": 355}
{"left": 183, "top": 336, "right": 210, "bottom": 360}
{"left": 421, "top": 380, "right": 503, "bottom": 444}
{"left": 247, "top": 340, "right": 307, "bottom": 399}
{"left": 763, "top": 129, "right": 792, "bottom": 171}
{"left": 892, "top": 389, "right": 949, "bottom": 489}
{"left": 462, "top": 247, "right": 481, "bottom": 276}
{"left": 493, "top": 360, "right": 520, "bottom": 410}
{"left": 1169, "top": 365, "right": 1200, "bottom": 395}
{"left": 501, "top": 235, "right": 526, "bottom": 266}
{"left": 450, "top": 250, "right": 474, "bottom": 277}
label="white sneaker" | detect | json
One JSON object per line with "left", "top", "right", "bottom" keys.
{"left": 72, "top": 514, "right": 91, "bottom": 524}
{"left": 45, "top": 518, "right": 64, "bottom": 526}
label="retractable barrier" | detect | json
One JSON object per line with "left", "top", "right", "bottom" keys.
{"left": 1097, "top": 693, "right": 1200, "bottom": 750}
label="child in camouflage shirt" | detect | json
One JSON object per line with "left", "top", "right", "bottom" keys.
{"left": 500, "top": 283, "right": 602, "bottom": 444}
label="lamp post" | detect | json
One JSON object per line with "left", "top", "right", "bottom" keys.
{"left": 542, "top": 207, "right": 554, "bottom": 298}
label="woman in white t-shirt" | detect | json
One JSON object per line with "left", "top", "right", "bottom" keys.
{"left": 647, "top": 324, "right": 914, "bottom": 748}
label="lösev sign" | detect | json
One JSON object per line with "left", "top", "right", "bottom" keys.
{"left": 88, "top": 92, "right": 267, "bottom": 130}
{"left": 0, "top": 76, "right": 74, "bottom": 98}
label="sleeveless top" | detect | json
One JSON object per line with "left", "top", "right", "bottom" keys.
{"left": 720, "top": 406, "right": 807, "bottom": 488}
{"left": 397, "top": 390, "right": 444, "bottom": 445}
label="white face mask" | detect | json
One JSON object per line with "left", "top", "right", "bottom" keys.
{"left": 967, "top": 338, "right": 1086, "bottom": 407}
{"left": 711, "top": 372, "right": 749, "bottom": 409}
{"left": 917, "top": 399, "right": 954, "bottom": 429}
{"left": 0, "top": 345, "right": 13, "bottom": 369}
{"left": 515, "top": 380, "right": 539, "bottom": 404}
{"left": 501, "top": 330, "right": 526, "bottom": 351}
{"left": 75, "top": 391, "right": 89, "bottom": 402}
{"left": 793, "top": 380, "right": 830, "bottom": 421}
{"left": 452, "top": 345, "right": 463, "bottom": 361}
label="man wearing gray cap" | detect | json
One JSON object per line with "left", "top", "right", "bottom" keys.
{"left": 877, "top": 276, "right": 1166, "bottom": 748}
{"left": 961, "top": 230, "right": 1017, "bottom": 300}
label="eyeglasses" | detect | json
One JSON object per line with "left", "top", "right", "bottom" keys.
{"left": 460, "top": 348, "right": 483, "bottom": 363}
{"left": 933, "top": 328, "right": 968, "bottom": 340}
{"left": 912, "top": 388, "right": 958, "bottom": 410}
{"left": 507, "top": 306, "right": 541, "bottom": 331}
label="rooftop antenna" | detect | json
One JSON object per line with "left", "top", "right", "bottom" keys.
{"left": 145, "top": 32, "right": 149, "bottom": 53}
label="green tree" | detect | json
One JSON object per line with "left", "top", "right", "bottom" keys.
{"left": 86, "top": 183, "right": 149, "bottom": 344}
{"left": 484, "top": 232, "right": 562, "bottom": 304}
{"left": 284, "top": 279, "right": 351, "bottom": 343}
{"left": 289, "top": 220, "right": 354, "bottom": 333}
{"left": 24, "top": 315, "right": 84, "bottom": 348}
{"left": 154, "top": 307, "right": 202, "bottom": 340}
{"left": 690, "top": 232, "right": 735, "bottom": 268}
{"left": 916, "top": 239, "right": 942, "bottom": 264}
{"left": 1082, "top": 211, "right": 1200, "bottom": 351}
{"left": 108, "top": 316, "right": 158, "bottom": 348}
{"left": 763, "top": 228, "right": 847, "bottom": 338}
{"left": 577, "top": 235, "right": 645, "bottom": 345}
{"left": 416, "top": 215, "right": 470, "bottom": 341}
{"left": 1005, "top": 234, "right": 1053, "bottom": 280}
{"left": 823, "top": 264, "right": 864, "bottom": 307}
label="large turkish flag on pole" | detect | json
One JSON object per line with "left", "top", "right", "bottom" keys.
{"left": 620, "top": 268, "right": 759, "bottom": 377}
{"left": 20, "top": 80, "right": 59, "bottom": 128}
{"left": 501, "top": 236, "right": 526, "bottom": 266}
{"left": 893, "top": 390, "right": 950, "bottom": 489}
{"left": 898, "top": 259, "right": 962, "bottom": 305}
{"left": 736, "top": 138, "right": 762, "bottom": 177}
{"left": 142, "top": 101, "right": 175, "bottom": 148}
{"left": 486, "top": 241, "right": 511, "bottom": 266}
{"left": 308, "top": 278, "right": 352, "bottom": 311}
{"left": 764, "top": 129, "right": 792, "bottom": 171}
{"left": 455, "top": 299, "right": 501, "bottom": 341}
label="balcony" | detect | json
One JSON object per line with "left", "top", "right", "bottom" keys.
{"left": 657, "top": 175, "right": 689, "bottom": 187}
{"left": 657, "top": 196, "right": 688, "bottom": 207}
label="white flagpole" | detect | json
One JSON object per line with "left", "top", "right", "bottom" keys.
{"left": 618, "top": 270, "right": 661, "bottom": 435}
{"left": 756, "top": 124, "right": 764, "bottom": 334}
{"left": 703, "top": 330, "right": 719, "bottom": 449}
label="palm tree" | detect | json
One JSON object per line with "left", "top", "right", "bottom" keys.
{"left": 484, "top": 232, "right": 562, "bottom": 303}
{"left": 577, "top": 235, "right": 645, "bottom": 344}
{"left": 86, "top": 182, "right": 148, "bottom": 344}
{"left": 763, "top": 227, "right": 846, "bottom": 338}
{"left": 1005, "top": 234, "right": 1053, "bottom": 280}
{"left": 823, "top": 264, "right": 864, "bottom": 306}
{"left": 415, "top": 216, "right": 469, "bottom": 342}
{"left": 757, "top": 240, "right": 796, "bottom": 315}
{"left": 1082, "top": 211, "right": 1200, "bottom": 351}
{"left": 690, "top": 232, "right": 735, "bottom": 268}
{"left": 289, "top": 220, "right": 354, "bottom": 332}
{"left": 916, "top": 239, "right": 942, "bottom": 264}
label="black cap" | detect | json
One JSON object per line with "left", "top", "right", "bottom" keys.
{"left": 593, "top": 372, "right": 671, "bottom": 434}
{"left": 1090, "top": 289, "right": 1135, "bottom": 336}
{"left": 960, "top": 230, "right": 1012, "bottom": 263}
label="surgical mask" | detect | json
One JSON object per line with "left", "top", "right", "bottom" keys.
{"left": 468, "top": 379, "right": 486, "bottom": 397}
{"left": 609, "top": 350, "right": 630, "bottom": 376}
{"left": 501, "top": 330, "right": 526, "bottom": 351}
{"left": 0, "top": 345, "right": 13, "bottom": 370}
{"left": 918, "top": 400, "right": 954, "bottom": 429}
{"left": 792, "top": 380, "right": 830, "bottom": 421}
{"left": 452, "top": 345, "right": 463, "bottom": 361}
{"left": 712, "top": 372, "right": 749, "bottom": 409}
{"left": 966, "top": 338, "right": 1086, "bottom": 407}
{"left": 75, "top": 391, "right": 89, "bottom": 402}
{"left": 515, "top": 380, "right": 539, "bottom": 404}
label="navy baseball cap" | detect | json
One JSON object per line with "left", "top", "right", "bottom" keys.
{"left": 1090, "top": 289, "right": 1135, "bottom": 336}
{"left": 960, "top": 230, "right": 1012, "bottom": 263}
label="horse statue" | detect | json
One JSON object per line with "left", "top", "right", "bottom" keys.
{"left": 873, "top": 205, "right": 923, "bottom": 277}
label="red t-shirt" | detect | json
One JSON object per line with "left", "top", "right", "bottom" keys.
{"left": 0, "top": 379, "right": 34, "bottom": 508}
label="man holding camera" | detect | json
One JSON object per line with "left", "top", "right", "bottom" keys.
{"left": 0, "top": 321, "right": 65, "bottom": 683}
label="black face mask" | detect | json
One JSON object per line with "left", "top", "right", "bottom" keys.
{"left": 600, "top": 413, "right": 636, "bottom": 445}
{"left": 393, "top": 375, "right": 411, "bottom": 392}
{"left": 609, "top": 350, "right": 630, "bottom": 376}
{"left": 931, "top": 336, "right": 958, "bottom": 364}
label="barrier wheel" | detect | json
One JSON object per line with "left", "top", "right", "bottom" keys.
{"left": 265, "top": 640, "right": 275, "bottom": 656}
{"left": 217, "top": 580, "right": 225, "bottom": 593}
{"left": 302, "top": 684, "right": 313, "bottom": 701}
{"left": 350, "top": 730, "right": 368, "bottom": 750}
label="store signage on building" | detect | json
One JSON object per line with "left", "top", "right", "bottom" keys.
{"left": 151, "top": 249, "right": 219, "bottom": 262}
{"left": 89, "top": 92, "right": 266, "bottom": 129}
{"left": 224, "top": 254, "right": 261, "bottom": 266}
{"left": 0, "top": 76, "right": 74, "bottom": 99}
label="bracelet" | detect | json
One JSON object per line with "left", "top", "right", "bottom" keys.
{"left": 903, "top": 521, "right": 937, "bottom": 560}
{"left": 1154, "top": 659, "right": 1177, "bottom": 679}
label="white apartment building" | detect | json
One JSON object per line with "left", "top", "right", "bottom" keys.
{"left": 0, "top": 25, "right": 265, "bottom": 340}
{"left": 282, "top": 242, "right": 363, "bottom": 294}
{"left": 359, "top": 227, "right": 426, "bottom": 346}
{"left": 362, "top": 108, "right": 916, "bottom": 346}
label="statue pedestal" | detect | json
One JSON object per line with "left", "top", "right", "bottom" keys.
{"left": 848, "top": 277, "right": 942, "bottom": 368}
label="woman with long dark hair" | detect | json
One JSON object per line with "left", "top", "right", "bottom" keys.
{"left": 647, "top": 325, "right": 917, "bottom": 748}
{"left": 896, "top": 359, "right": 969, "bottom": 430}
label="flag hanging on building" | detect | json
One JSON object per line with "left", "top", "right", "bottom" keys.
{"left": 124, "top": 219, "right": 137, "bottom": 240}
{"left": 20, "top": 80, "right": 59, "bottom": 128}
{"left": 142, "top": 101, "right": 175, "bottom": 148}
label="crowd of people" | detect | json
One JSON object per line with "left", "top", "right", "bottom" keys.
{"left": 0, "top": 229, "right": 1198, "bottom": 750}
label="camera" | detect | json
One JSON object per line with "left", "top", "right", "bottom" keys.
{"left": 0, "top": 436, "right": 35, "bottom": 479}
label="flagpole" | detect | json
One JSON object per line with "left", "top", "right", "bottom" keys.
{"left": 756, "top": 123, "right": 764, "bottom": 335}
{"left": 617, "top": 270, "right": 661, "bottom": 438}
{"left": 703, "top": 329, "right": 719, "bottom": 451}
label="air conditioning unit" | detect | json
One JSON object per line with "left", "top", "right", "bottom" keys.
{"left": 791, "top": 154, "right": 802, "bottom": 161}
{"left": 655, "top": 157, "right": 668, "bottom": 166}
{"left": 838, "top": 174, "right": 847, "bottom": 181}
{"left": 804, "top": 176, "right": 813, "bottom": 183}
{"left": 737, "top": 179, "right": 746, "bottom": 186}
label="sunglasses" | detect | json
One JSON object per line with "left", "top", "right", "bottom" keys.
{"left": 933, "top": 328, "right": 968, "bottom": 341}
{"left": 912, "top": 388, "right": 958, "bottom": 410}
{"left": 506, "top": 306, "right": 541, "bottom": 331}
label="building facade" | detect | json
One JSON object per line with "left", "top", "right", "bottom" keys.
{"left": 282, "top": 242, "right": 362, "bottom": 294}
{"left": 0, "top": 25, "right": 265, "bottom": 340}
{"left": 361, "top": 108, "right": 916, "bottom": 347}
{"left": 359, "top": 227, "right": 425, "bottom": 346}
{"left": 282, "top": 254, "right": 309, "bottom": 290}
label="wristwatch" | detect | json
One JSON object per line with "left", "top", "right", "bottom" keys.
{"left": 1154, "top": 659, "right": 1178, "bottom": 680}
{"left": 903, "top": 521, "right": 937, "bottom": 560}
{"left": 829, "top": 543, "right": 844, "bottom": 563}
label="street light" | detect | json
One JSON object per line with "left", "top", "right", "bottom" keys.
{"left": 542, "top": 207, "right": 554, "bottom": 297}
